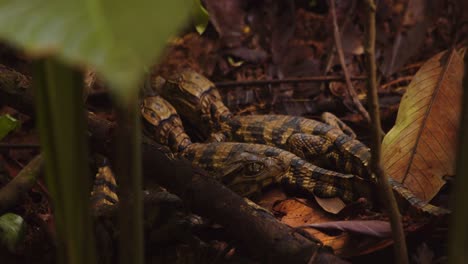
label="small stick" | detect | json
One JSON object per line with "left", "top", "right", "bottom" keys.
{"left": 329, "top": 0, "right": 371, "bottom": 123}
{"left": 321, "top": 0, "right": 357, "bottom": 76}
{"left": 214, "top": 75, "right": 367, "bottom": 87}
{"left": 0, "top": 155, "right": 43, "bottom": 214}
{"left": 380, "top": 76, "right": 413, "bottom": 90}
{"left": 364, "top": 1, "right": 409, "bottom": 264}
{"left": 399, "top": 62, "right": 425, "bottom": 72}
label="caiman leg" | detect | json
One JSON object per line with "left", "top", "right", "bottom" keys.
{"left": 287, "top": 133, "right": 333, "bottom": 162}
{"left": 287, "top": 133, "right": 368, "bottom": 177}
{"left": 320, "top": 112, "right": 356, "bottom": 139}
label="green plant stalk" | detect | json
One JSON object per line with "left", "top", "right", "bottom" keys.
{"left": 449, "top": 50, "right": 468, "bottom": 264}
{"left": 33, "top": 59, "right": 96, "bottom": 264}
{"left": 364, "top": 1, "right": 408, "bottom": 264}
{"left": 113, "top": 95, "right": 143, "bottom": 264}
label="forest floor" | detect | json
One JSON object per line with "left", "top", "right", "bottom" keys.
{"left": 0, "top": 0, "right": 465, "bottom": 263}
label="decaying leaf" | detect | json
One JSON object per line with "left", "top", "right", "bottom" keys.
{"left": 268, "top": 196, "right": 392, "bottom": 257}
{"left": 314, "top": 196, "right": 346, "bottom": 214}
{"left": 299, "top": 220, "right": 392, "bottom": 238}
{"left": 381, "top": 49, "right": 464, "bottom": 201}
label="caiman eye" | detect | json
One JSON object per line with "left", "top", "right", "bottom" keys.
{"left": 244, "top": 162, "right": 265, "bottom": 176}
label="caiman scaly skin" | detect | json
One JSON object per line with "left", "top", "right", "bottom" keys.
{"left": 90, "top": 165, "right": 119, "bottom": 208}
{"left": 158, "top": 70, "right": 371, "bottom": 179}
{"left": 141, "top": 96, "right": 369, "bottom": 202}
{"left": 157, "top": 70, "right": 450, "bottom": 216}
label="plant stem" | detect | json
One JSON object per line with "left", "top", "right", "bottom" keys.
{"left": 364, "top": 1, "right": 408, "bottom": 264}
{"left": 449, "top": 49, "right": 468, "bottom": 264}
{"left": 330, "top": 0, "right": 370, "bottom": 122}
{"left": 33, "top": 58, "right": 96, "bottom": 264}
{"left": 113, "top": 96, "right": 143, "bottom": 264}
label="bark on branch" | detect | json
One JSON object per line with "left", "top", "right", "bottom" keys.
{"left": 0, "top": 155, "right": 42, "bottom": 214}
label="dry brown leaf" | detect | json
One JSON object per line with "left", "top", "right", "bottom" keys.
{"left": 381, "top": 48, "right": 464, "bottom": 201}
{"left": 269, "top": 197, "right": 391, "bottom": 257}
{"left": 299, "top": 220, "right": 392, "bottom": 238}
{"left": 314, "top": 196, "right": 346, "bottom": 214}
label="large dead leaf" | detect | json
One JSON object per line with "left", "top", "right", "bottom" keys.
{"left": 381, "top": 49, "right": 464, "bottom": 201}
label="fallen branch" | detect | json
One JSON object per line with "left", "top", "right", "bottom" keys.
{"left": 127, "top": 139, "right": 327, "bottom": 263}
{"left": 0, "top": 154, "right": 42, "bottom": 214}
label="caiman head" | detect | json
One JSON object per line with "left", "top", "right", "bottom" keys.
{"left": 214, "top": 151, "right": 287, "bottom": 198}
{"left": 156, "top": 69, "right": 232, "bottom": 137}
{"left": 141, "top": 95, "right": 192, "bottom": 153}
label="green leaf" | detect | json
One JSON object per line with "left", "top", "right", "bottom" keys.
{"left": 192, "top": 0, "right": 209, "bottom": 34}
{"left": 0, "top": 213, "right": 26, "bottom": 252}
{"left": 0, "top": 114, "right": 19, "bottom": 140}
{"left": 0, "top": 0, "right": 191, "bottom": 103}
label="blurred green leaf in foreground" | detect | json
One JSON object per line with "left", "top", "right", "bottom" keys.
{"left": 0, "top": 115, "right": 19, "bottom": 140}
{"left": 0, "top": 213, "right": 26, "bottom": 252}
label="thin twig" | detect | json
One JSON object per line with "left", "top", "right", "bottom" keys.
{"left": 380, "top": 76, "right": 413, "bottom": 90}
{"left": 214, "top": 75, "right": 367, "bottom": 87}
{"left": 321, "top": 0, "right": 357, "bottom": 75}
{"left": 399, "top": 62, "right": 425, "bottom": 72}
{"left": 0, "top": 155, "right": 42, "bottom": 214}
{"left": 330, "top": 0, "right": 371, "bottom": 123}
{"left": 364, "top": 1, "right": 409, "bottom": 264}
